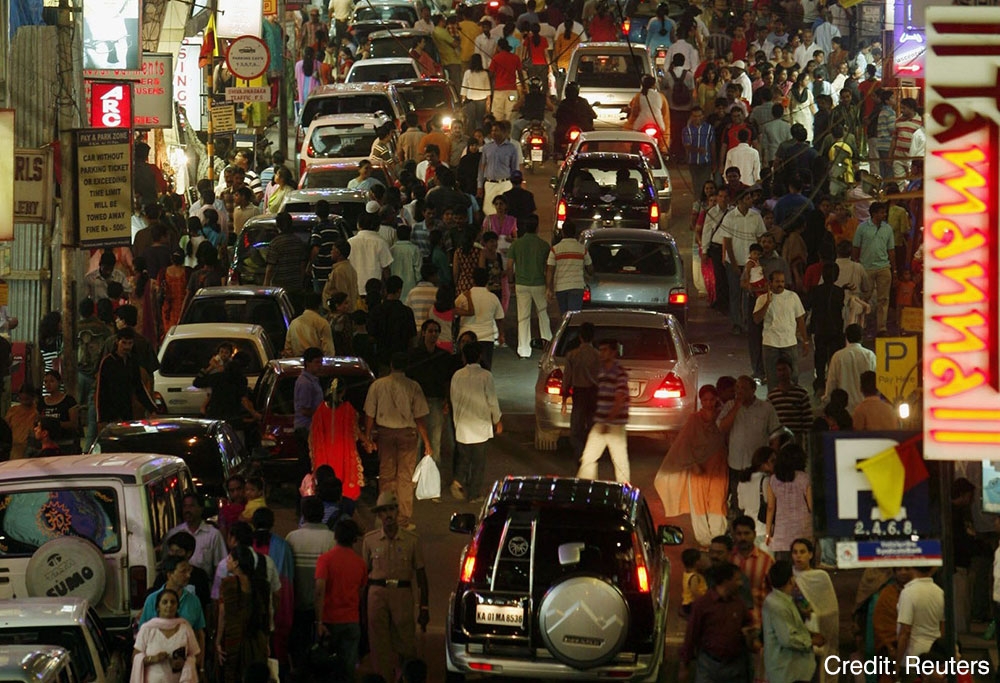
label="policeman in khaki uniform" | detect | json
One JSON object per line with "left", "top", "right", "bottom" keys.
{"left": 363, "top": 492, "right": 429, "bottom": 682}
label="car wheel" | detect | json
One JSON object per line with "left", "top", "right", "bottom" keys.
{"left": 534, "top": 425, "right": 559, "bottom": 451}
{"left": 538, "top": 575, "right": 630, "bottom": 669}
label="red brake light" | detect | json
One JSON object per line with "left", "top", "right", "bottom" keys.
{"left": 643, "top": 125, "right": 658, "bottom": 138}
{"left": 622, "top": 18, "right": 631, "bottom": 33}
{"left": 529, "top": 137, "right": 543, "bottom": 145}
{"left": 557, "top": 200, "right": 567, "bottom": 220}
{"left": 489, "top": 0, "right": 499, "bottom": 6}
{"left": 650, "top": 203, "right": 659, "bottom": 222}
{"left": 632, "top": 532, "right": 649, "bottom": 593}
{"left": 545, "top": 368, "right": 563, "bottom": 395}
{"left": 653, "top": 372, "right": 685, "bottom": 400}
{"left": 568, "top": 127, "right": 581, "bottom": 142}
{"left": 583, "top": 286, "right": 591, "bottom": 302}
{"left": 669, "top": 290, "right": 688, "bottom": 305}
{"left": 470, "top": 663, "right": 496, "bottom": 672}
{"left": 460, "top": 532, "right": 479, "bottom": 582}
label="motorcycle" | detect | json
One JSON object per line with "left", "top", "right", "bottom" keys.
{"left": 520, "top": 121, "right": 548, "bottom": 173}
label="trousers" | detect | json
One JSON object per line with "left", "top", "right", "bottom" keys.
{"left": 569, "top": 386, "right": 598, "bottom": 460}
{"left": 577, "top": 423, "right": 630, "bottom": 482}
{"left": 556, "top": 289, "right": 584, "bottom": 316}
{"left": 454, "top": 440, "right": 488, "bottom": 498}
{"left": 418, "top": 397, "right": 453, "bottom": 468}
{"left": 376, "top": 426, "right": 418, "bottom": 525}
{"left": 367, "top": 586, "right": 416, "bottom": 683}
{"left": 867, "top": 266, "right": 892, "bottom": 333}
{"left": 515, "top": 284, "right": 552, "bottom": 357}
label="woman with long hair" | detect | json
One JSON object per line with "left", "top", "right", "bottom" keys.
{"left": 774, "top": 66, "right": 791, "bottom": 98}
{"left": 309, "top": 381, "right": 365, "bottom": 501}
{"left": 554, "top": 19, "right": 580, "bottom": 92}
{"left": 765, "top": 444, "right": 813, "bottom": 560}
{"left": 217, "top": 545, "right": 270, "bottom": 683}
{"left": 452, "top": 224, "right": 481, "bottom": 295}
{"left": 39, "top": 370, "right": 79, "bottom": 454}
{"left": 428, "top": 283, "right": 456, "bottom": 352}
{"left": 788, "top": 71, "right": 817, "bottom": 144}
{"left": 294, "top": 45, "right": 322, "bottom": 120}
{"left": 159, "top": 249, "right": 188, "bottom": 340}
{"left": 131, "top": 256, "right": 157, "bottom": 344}
{"left": 791, "top": 538, "right": 839, "bottom": 683}
{"left": 523, "top": 23, "right": 550, "bottom": 82}
{"left": 653, "top": 385, "right": 729, "bottom": 546}
{"left": 696, "top": 65, "right": 720, "bottom": 112}
{"left": 477, "top": 230, "right": 508, "bottom": 311}
{"left": 461, "top": 54, "right": 491, "bottom": 132}
{"left": 265, "top": 166, "right": 294, "bottom": 215}
{"left": 131, "top": 588, "right": 200, "bottom": 683}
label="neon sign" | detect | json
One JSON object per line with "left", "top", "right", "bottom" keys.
{"left": 924, "top": 10, "right": 1000, "bottom": 458}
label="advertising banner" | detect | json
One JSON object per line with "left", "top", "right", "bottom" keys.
{"left": 174, "top": 39, "right": 203, "bottom": 132}
{"left": 82, "top": 0, "right": 141, "bottom": 76}
{"left": 13, "top": 149, "right": 52, "bottom": 224}
{"left": 89, "top": 81, "right": 132, "bottom": 129}
{"left": 134, "top": 53, "right": 173, "bottom": 128}
{"left": 924, "top": 8, "right": 1000, "bottom": 460}
{"left": 77, "top": 129, "right": 132, "bottom": 248}
{"left": 836, "top": 539, "right": 942, "bottom": 568}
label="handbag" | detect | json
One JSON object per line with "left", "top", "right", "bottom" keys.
{"left": 757, "top": 475, "right": 768, "bottom": 525}
{"left": 412, "top": 454, "right": 441, "bottom": 500}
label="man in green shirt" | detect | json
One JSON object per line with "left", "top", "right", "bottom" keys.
{"left": 762, "top": 561, "right": 825, "bottom": 683}
{"left": 505, "top": 215, "right": 552, "bottom": 358}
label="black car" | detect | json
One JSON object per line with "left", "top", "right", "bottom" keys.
{"left": 553, "top": 152, "right": 660, "bottom": 237}
{"left": 367, "top": 29, "right": 442, "bottom": 63}
{"left": 348, "top": 1, "right": 417, "bottom": 43}
{"left": 229, "top": 189, "right": 362, "bottom": 286}
{"left": 90, "top": 418, "right": 249, "bottom": 512}
{"left": 446, "top": 476, "right": 683, "bottom": 681}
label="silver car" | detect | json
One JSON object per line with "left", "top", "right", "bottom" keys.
{"left": 581, "top": 229, "right": 688, "bottom": 326}
{"left": 534, "top": 309, "right": 707, "bottom": 450}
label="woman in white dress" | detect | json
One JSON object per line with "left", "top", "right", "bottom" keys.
{"left": 791, "top": 538, "right": 838, "bottom": 683}
{"left": 131, "top": 589, "right": 200, "bottom": 683}
{"left": 788, "top": 71, "right": 817, "bottom": 143}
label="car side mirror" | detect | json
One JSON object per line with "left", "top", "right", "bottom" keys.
{"left": 449, "top": 512, "right": 477, "bottom": 534}
{"left": 657, "top": 524, "right": 684, "bottom": 546}
{"left": 690, "top": 343, "right": 709, "bottom": 356}
{"left": 558, "top": 541, "right": 585, "bottom": 565}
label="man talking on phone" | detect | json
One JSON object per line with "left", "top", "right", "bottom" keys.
{"left": 752, "top": 270, "right": 808, "bottom": 392}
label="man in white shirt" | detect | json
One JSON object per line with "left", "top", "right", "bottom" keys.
{"left": 448, "top": 342, "right": 502, "bottom": 503}
{"left": 753, "top": 270, "right": 808, "bottom": 392}
{"left": 347, "top": 211, "right": 393, "bottom": 285}
{"left": 813, "top": 11, "right": 842, "bottom": 55}
{"left": 545, "top": 221, "right": 592, "bottom": 316}
{"left": 896, "top": 566, "right": 944, "bottom": 665}
{"left": 721, "top": 190, "right": 766, "bottom": 334}
{"left": 723, "top": 129, "right": 761, "bottom": 185}
{"left": 413, "top": 5, "right": 434, "bottom": 34}
{"left": 666, "top": 22, "right": 700, "bottom": 74}
{"left": 729, "top": 60, "right": 753, "bottom": 107}
{"left": 474, "top": 17, "right": 497, "bottom": 67}
{"left": 823, "top": 324, "right": 876, "bottom": 412}
{"left": 793, "top": 28, "right": 819, "bottom": 69}
{"left": 167, "top": 493, "right": 227, "bottom": 577}
{"left": 189, "top": 179, "right": 231, "bottom": 234}
{"left": 455, "top": 268, "right": 505, "bottom": 370}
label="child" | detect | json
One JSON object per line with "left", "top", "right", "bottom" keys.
{"left": 240, "top": 476, "right": 267, "bottom": 521}
{"left": 680, "top": 548, "right": 708, "bottom": 617}
{"left": 5, "top": 384, "right": 38, "bottom": 460}
{"left": 737, "top": 446, "right": 776, "bottom": 543}
{"left": 742, "top": 243, "right": 768, "bottom": 296}
{"left": 895, "top": 270, "right": 916, "bottom": 332}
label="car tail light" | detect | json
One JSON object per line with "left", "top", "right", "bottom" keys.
{"left": 642, "top": 125, "right": 658, "bottom": 138}
{"left": 129, "top": 566, "right": 148, "bottom": 609}
{"left": 470, "top": 663, "right": 496, "bottom": 672}
{"left": 583, "top": 286, "right": 591, "bottom": 302}
{"left": 632, "top": 532, "right": 650, "bottom": 593}
{"left": 668, "top": 289, "right": 688, "bottom": 305}
{"left": 460, "top": 534, "right": 480, "bottom": 583}
{"left": 545, "top": 368, "right": 563, "bottom": 395}
{"left": 622, "top": 18, "right": 631, "bottom": 33}
{"left": 529, "top": 137, "right": 544, "bottom": 145}
{"left": 650, "top": 203, "right": 659, "bottom": 223}
{"left": 557, "top": 200, "right": 566, "bottom": 221}
{"left": 653, "top": 372, "right": 685, "bottom": 400}
{"left": 489, "top": 0, "right": 499, "bottom": 6}
{"left": 567, "top": 127, "right": 581, "bottom": 142}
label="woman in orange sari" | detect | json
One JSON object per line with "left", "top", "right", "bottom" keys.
{"left": 654, "top": 384, "right": 729, "bottom": 546}
{"left": 309, "top": 382, "right": 363, "bottom": 499}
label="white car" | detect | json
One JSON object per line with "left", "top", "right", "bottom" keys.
{"left": 561, "top": 43, "right": 656, "bottom": 129}
{"left": 345, "top": 57, "right": 422, "bottom": 84}
{"left": 567, "top": 130, "right": 673, "bottom": 226}
{"left": 154, "top": 323, "right": 275, "bottom": 415}
{"left": 299, "top": 112, "right": 397, "bottom": 172}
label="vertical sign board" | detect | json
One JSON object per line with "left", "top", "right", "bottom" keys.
{"left": 174, "top": 39, "right": 203, "bottom": 132}
{"left": 0, "top": 112, "right": 13, "bottom": 241}
{"left": 82, "top": 0, "right": 142, "bottom": 77}
{"left": 924, "top": 9, "right": 1000, "bottom": 460}
{"left": 875, "top": 336, "right": 919, "bottom": 403}
{"left": 13, "top": 149, "right": 53, "bottom": 224}
{"left": 134, "top": 54, "right": 173, "bottom": 128}
{"left": 89, "top": 82, "right": 133, "bottom": 129}
{"left": 77, "top": 129, "right": 132, "bottom": 248}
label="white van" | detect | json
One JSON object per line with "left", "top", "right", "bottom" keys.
{"left": 0, "top": 454, "right": 196, "bottom": 634}
{"left": 0, "top": 646, "right": 77, "bottom": 683}
{"left": 562, "top": 43, "right": 657, "bottom": 129}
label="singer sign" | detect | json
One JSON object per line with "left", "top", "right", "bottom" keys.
{"left": 924, "top": 9, "right": 1000, "bottom": 458}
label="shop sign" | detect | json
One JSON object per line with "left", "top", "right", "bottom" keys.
{"left": 89, "top": 81, "right": 132, "bottom": 129}
{"left": 13, "top": 149, "right": 52, "bottom": 224}
{"left": 0, "top": 112, "right": 12, "bottom": 241}
{"left": 77, "top": 129, "right": 132, "bottom": 248}
{"left": 82, "top": 0, "right": 141, "bottom": 77}
{"left": 134, "top": 53, "right": 173, "bottom": 128}
{"left": 836, "top": 539, "right": 942, "bottom": 568}
{"left": 175, "top": 39, "right": 203, "bottom": 132}
{"left": 225, "top": 35, "right": 270, "bottom": 81}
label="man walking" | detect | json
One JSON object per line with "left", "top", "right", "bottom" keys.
{"left": 322, "top": 240, "right": 359, "bottom": 312}
{"left": 506, "top": 217, "right": 552, "bottom": 358}
{"left": 284, "top": 291, "right": 337, "bottom": 358}
{"left": 721, "top": 190, "right": 766, "bottom": 335}
{"left": 166, "top": 493, "right": 226, "bottom": 578}
{"left": 478, "top": 121, "right": 520, "bottom": 215}
{"left": 808, "top": 261, "right": 845, "bottom": 388}
{"left": 852, "top": 370, "right": 898, "bottom": 431}
{"left": 762, "top": 561, "right": 825, "bottom": 683}
{"left": 679, "top": 562, "right": 753, "bottom": 683}
{"left": 561, "top": 321, "right": 600, "bottom": 460}
{"left": 315, "top": 517, "right": 367, "bottom": 680}
{"left": 362, "top": 493, "right": 429, "bottom": 683}
{"left": 682, "top": 106, "right": 716, "bottom": 208}
{"left": 294, "top": 347, "right": 325, "bottom": 476}
{"left": 767, "top": 358, "right": 812, "bottom": 438}
{"left": 719, "top": 377, "right": 780, "bottom": 515}
{"left": 449, "top": 343, "right": 502, "bottom": 503}
{"left": 752, "top": 271, "right": 808, "bottom": 392}
{"left": 76, "top": 298, "right": 113, "bottom": 450}
{"left": 407, "top": 320, "right": 456, "bottom": 470}
{"left": 546, "top": 220, "right": 592, "bottom": 315}
{"left": 362, "top": 353, "right": 434, "bottom": 530}
{"left": 852, "top": 201, "right": 895, "bottom": 336}
{"left": 96, "top": 327, "right": 158, "bottom": 432}
{"left": 455, "top": 268, "right": 506, "bottom": 369}
{"left": 576, "top": 339, "right": 631, "bottom": 483}
{"left": 287, "top": 496, "right": 336, "bottom": 675}
{"left": 367, "top": 276, "right": 417, "bottom": 373}
{"left": 308, "top": 200, "right": 347, "bottom": 293}
{"left": 824, "top": 324, "right": 875, "bottom": 411}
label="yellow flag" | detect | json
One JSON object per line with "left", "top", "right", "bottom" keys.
{"left": 857, "top": 445, "right": 905, "bottom": 518}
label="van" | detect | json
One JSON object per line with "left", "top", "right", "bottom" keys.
{"left": 0, "top": 646, "right": 78, "bottom": 683}
{"left": 0, "top": 454, "right": 196, "bottom": 634}
{"left": 561, "top": 43, "right": 656, "bottom": 129}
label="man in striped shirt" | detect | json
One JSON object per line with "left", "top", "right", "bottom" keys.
{"left": 731, "top": 514, "right": 774, "bottom": 628}
{"left": 890, "top": 97, "right": 922, "bottom": 180}
{"left": 766, "top": 358, "right": 812, "bottom": 438}
{"left": 576, "top": 339, "right": 631, "bottom": 483}
{"left": 545, "top": 221, "right": 592, "bottom": 315}
{"left": 404, "top": 264, "right": 440, "bottom": 329}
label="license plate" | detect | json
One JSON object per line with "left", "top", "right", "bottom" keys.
{"left": 530, "top": 148, "right": 543, "bottom": 162}
{"left": 476, "top": 604, "right": 524, "bottom": 627}
{"left": 655, "top": 56, "right": 666, "bottom": 66}
{"left": 628, "top": 380, "right": 642, "bottom": 397}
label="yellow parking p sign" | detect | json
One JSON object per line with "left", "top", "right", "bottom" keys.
{"left": 875, "top": 337, "right": 919, "bottom": 402}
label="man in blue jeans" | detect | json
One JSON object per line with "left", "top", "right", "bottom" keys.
{"left": 753, "top": 270, "right": 808, "bottom": 392}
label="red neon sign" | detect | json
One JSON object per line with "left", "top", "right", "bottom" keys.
{"left": 90, "top": 82, "right": 132, "bottom": 129}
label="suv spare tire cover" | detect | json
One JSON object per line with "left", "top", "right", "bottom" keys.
{"left": 25, "top": 537, "right": 107, "bottom": 606}
{"left": 538, "top": 575, "right": 630, "bottom": 669}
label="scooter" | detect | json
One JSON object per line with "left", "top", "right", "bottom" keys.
{"left": 520, "top": 121, "right": 548, "bottom": 173}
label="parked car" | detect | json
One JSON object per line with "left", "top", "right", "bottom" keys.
{"left": 229, "top": 188, "right": 362, "bottom": 286}
{"left": 90, "top": 418, "right": 249, "bottom": 513}
{"left": 253, "top": 357, "right": 374, "bottom": 480}
{"left": 534, "top": 309, "right": 706, "bottom": 449}
{"left": 348, "top": 0, "right": 417, "bottom": 42}
{"left": 367, "top": 29, "right": 442, "bottom": 63}
{"left": 446, "top": 475, "right": 684, "bottom": 681}
{"left": 299, "top": 158, "right": 397, "bottom": 191}
{"left": 0, "top": 598, "right": 124, "bottom": 683}
{"left": 581, "top": 228, "right": 688, "bottom": 324}
{"left": 561, "top": 43, "right": 656, "bottom": 129}
{"left": 297, "top": 83, "right": 408, "bottom": 151}
{"left": 346, "top": 57, "right": 422, "bottom": 83}
{"left": 553, "top": 152, "right": 659, "bottom": 236}
{"left": 177, "top": 286, "right": 294, "bottom": 351}
{"left": 0, "top": 454, "right": 196, "bottom": 632}
{"left": 391, "top": 78, "right": 459, "bottom": 131}
{"left": 0, "top": 646, "right": 77, "bottom": 683}
{"left": 567, "top": 130, "right": 672, "bottom": 225}
{"left": 154, "top": 323, "right": 274, "bottom": 416}
{"left": 299, "top": 112, "right": 397, "bottom": 174}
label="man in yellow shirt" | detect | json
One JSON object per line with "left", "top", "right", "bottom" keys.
{"left": 456, "top": 6, "right": 479, "bottom": 71}
{"left": 433, "top": 15, "right": 463, "bottom": 84}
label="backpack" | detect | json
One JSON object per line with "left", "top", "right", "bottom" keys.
{"left": 77, "top": 324, "right": 111, "bottom": 376}
{"left": 671, "top": 70, "right": 692, "bottom": 107}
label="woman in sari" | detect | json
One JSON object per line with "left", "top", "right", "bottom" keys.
{"left": 250, "top": 508, "right": 294, "bottom": 667}
{"left": 131, "top": 588, "right": 200, "bottom": 683}
{"left": 791, "top": 538, "right": 839, "bottom": 683}
{"left": 309, "top": 381, "right": 364, "bottom": 499}
{"left": 217, "top": 545, "right": 270, "bottom": 683}
{"left": 653, "top": 384, "right": 729, "bottom": 546}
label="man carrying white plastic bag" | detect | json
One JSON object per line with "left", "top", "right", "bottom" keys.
{"left": 447, "top": 343, "right": 503, "bottom": 503}
{"left": 413, "top": 453, "right": 442, "bottom": 500}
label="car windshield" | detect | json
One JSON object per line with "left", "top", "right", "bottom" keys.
{"left": 349, "top": 63, "right": 416, "bottom": 83}
{"left": 309, "top": 124, "right": 379, "bottom": 158}
{"left": 573, "top": 53, "right": 646, "bottom": 89}
{"left": 94, "top": 432, "right": 225, "bottom": 481}
{"left": 0, "top": 488, "right": 121, "bottom": 556}
{"left": 354, "top": 5, "right": 416, "bottom": 23}
{"left": 160, "top": 338, "right": 265, "bottom": 376}
{"left": 588, "top": 241, "right": 678, "bottom": 276}
{"left": 302, "top": 168, "right": 389, "bottom": 189}
{"left": 0, "top": 627, "right": 95, "bottom": 682}
{"left": 577, "top": 141, "right": 662, "bottom": 169}
{"left": 567, "top": 164, "right": 649, "bottom": 200}
{"left": 395, "top": 84, "right": 453, "bottom": 110}
{"left": 300, "top": 96, "right": 394, "bottom": 128}
{"left": 182, "top": 298, "right": 286, "bottom": 334}
{"left": 555, "top": 324, "right": 677, "bottom": 361}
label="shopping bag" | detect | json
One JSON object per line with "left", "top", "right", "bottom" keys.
{"left": 412, "top": 454, "right": 441, "bottom": 500}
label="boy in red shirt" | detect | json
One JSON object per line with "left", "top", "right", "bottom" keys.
{"left": 315, "top": 517, "right": 368, "bottom": 678}
{"left": 489, "top": 38, "right": 523, "bottom": 122}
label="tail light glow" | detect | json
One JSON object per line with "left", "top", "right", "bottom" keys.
{"left": 567, "top": 127, "right": 581, "bottom": 142}
{"left": 529, "top": 137, "right": 544, "bottom": 145}
{"left": 583, "top": 286, "right": 591, "bottom": 302}
{"left": 632, "top": 532, "right": 650, "bottom": 593}
{"left": 643, "top": 126, "right": 658, "bottom": 138}
{"left": 668, "top": 290, "right": 688, "bottom": 305}
{"left": 470, "top": 663, "right": 495, "bottom": 672}
{"left": 650, "top": 203, "right": 659, "bottom": 222}
{"left": 653, "top": 372, "right": 686, "bottom": 399}
{"left": 557, "top": 200, "right": 567, "bottom": 220}
{"left": 545, "top": 368, "right": 563, "bottom": 395}
{"left": 622, "top": 18, "right": 631, "bottom": 33}
{"left": 460, "top": 533, "right": 479, "bottom": 582}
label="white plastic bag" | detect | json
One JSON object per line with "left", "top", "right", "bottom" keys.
{"left": 412, "top": 455, "right": 441, "bottom": 500}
